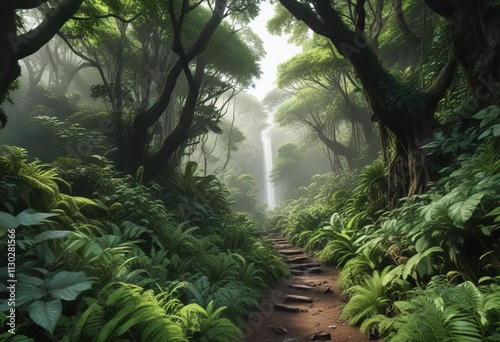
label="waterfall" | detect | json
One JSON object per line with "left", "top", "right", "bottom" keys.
{"left": 262, "top": 126, "right": 276, "bottom": 209}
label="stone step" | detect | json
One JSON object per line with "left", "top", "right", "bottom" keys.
{"left": 288, "top": 284, "right": 314, "bottom": 291}
{"left": 279, "top": 249, "right": 305, "bottom": 256}
{"left": 272, "top": 302, "right": 301, "bottom": 313}
{"left": 270, "top": 238, "right": 288, "bottom": 243}
{"left": 290, "top": 269, "right": 305, "bottom": 276}
{"left": 276, "top": 244, "right": 294, "bottom": 249}
{"left": 289, "top": 262, "right": 322, "bottom": 270}
{"left": 308, "top": 267, "right": 323, "bottom": 274}
{"left": 285, "top": 255, "right": 310, "bottom": 264}
{"left": 282, "top": 294, "right": 313, "bottom": 303}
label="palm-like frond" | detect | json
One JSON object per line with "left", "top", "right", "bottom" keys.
{"left": 199, "top": 254, "right": 239, "bottom": 286}
{"left": 340, "top": 269, "right": 393, "bottom": 325}
{"left": 0, "top": 146, "right": 68, "bottom": 210}
{"left": 389, "top": 280, "right": 500, "bottom": 342}
{"left": 69, "top": 282, "right": 187, "bottom": 342}
{"left": 178, "top": 300, "right": 243, "bottom": 342}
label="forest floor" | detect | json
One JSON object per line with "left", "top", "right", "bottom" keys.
{"left": 242, "top": 234, "right": 372, "bottom": 342}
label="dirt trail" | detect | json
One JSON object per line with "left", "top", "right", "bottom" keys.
{"left": 242, "top": 234, "right": 370, "bottom": 342}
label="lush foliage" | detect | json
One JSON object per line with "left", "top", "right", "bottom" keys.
{"left": 268, "top": 105, "right": 500, "bottom": 340}
{"left": 0, "top": 148, "right": 287, "bottom": 341}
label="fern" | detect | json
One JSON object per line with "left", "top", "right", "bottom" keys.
{"left": 67, "top": 282, "right": 187, "bottom": 342}
{"left": 182, "top": 275, "right": 212, "bottom": 307}
{"left": 200, "top": 254, "right": 239, "bottom": 286}
{"left": 245, "top": 240, "right": 290, "bottom": 285}
{"left": 178, "top": 301, "right": 243, "bottom": 342}
{"left": 0, "top": 146, "right": 68, "bottom": 211}
{"left": 232, "top": 253, "right": 265, "bottom": 291}
{"left": 387, "top": 280, "right": 500, "bottom": 342}
{"left": 360, "top": 312, "right": 405, "bottom": 338}
{"left": 318, "top": 229, "right": 359, "bottom": 266}
{"left": 160, "top": 222, "right": 199, "bottom": 256}
{"left": 340, "top": 268, "right": 394, "bottom": 325}
{"left": 210, "top": 283, "right": 258, "bottom": 319}
{"left": 339, "top": 257, "right": 372, "bottom": 291}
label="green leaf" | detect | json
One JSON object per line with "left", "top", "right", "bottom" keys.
{"left": 16, "top": 209, "right": 59, "bottom": 226}
{"left": 383, "top": 264, "right": 405, "bottom": 285}
{"left": 478, "top": 127, "right": 493, "bottom": 140}
{"left": 492, "top": 123, "right": 500, "bottom": 137}
{"left": 49, "top": 271, "right": 94, "bottom": 301}
{"left": 448, "top": 192, "right": 487, "bottom": 227}
{"left": 485, "top": 207, "right": 500, "bottom": 222}
{"left": 0, "top": 283, "right": 45, "bottom": 310}
{"left": 471, "top": 105, "right": 500, "bottom": 120}
{"left": 0, "top": 334, "right": 35, "bottom": 341}
{"left": 34, "top": 230, "right": 73, "bottom": 241}
{"left": 17, "top": 273, "right": 45, "bottom": 287}
{"left": 72, "top": 196, "right": 108, "bottom": 211}
{"left": 27, "top": 299, "right": 62, "bottom": 334}
{"left": 402, "top": 247, "right": 443, "bottom": 280}
{"left": 0, "top": 211, "right": 19, "bottom": 230}
{"left": 480, "top": 226, "right": 491, "bottom": 236}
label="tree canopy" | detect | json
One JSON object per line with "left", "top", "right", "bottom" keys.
{"left": 1, "top": 1, "right": 500, "bottom": 341}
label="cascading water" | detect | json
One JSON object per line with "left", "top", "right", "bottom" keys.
{"left": 262, "top": 126, "right": 276, "bottom": 209}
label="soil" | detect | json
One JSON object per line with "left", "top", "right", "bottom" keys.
{"left": 241, "top": 234, "right": 372, "bottom": 342}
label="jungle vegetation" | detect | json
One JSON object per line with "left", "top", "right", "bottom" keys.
{"left": 1, "top": 0, "right": 499, "bottom": 341}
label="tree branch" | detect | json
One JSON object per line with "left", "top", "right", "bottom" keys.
{"left": 422, "top": 0, "right": 457, "bottom": 18}
{"left": 146, "top": 56, "right": 206, "bottom": 179}
{"left": 421, "top": 52, "right": 457, "bottom": 115}
{"left": 391, "top": 0, "right": 420, "bottom": 46}
{"left": 136, "top": 0, "right": 227, "bottom": 131}
{"left": 16, "top": 0, "right": 84, "bottom": 59}
{"left": 278, "top": 0, "right": 331, "bottom": 37}
{"left": 58, "top": 33, "right": 114, "bottom": 105}
{"left": 356, "top": 0, "right": 366, "bottom": 33}
{"left": 308, "top": 121, "right": 355, "bottom": 167}
{"left": 370, "top": 0, "right": 384, "bottom": 51}
{"left": 71, "top": 11, "right": 143, "bottom": 23}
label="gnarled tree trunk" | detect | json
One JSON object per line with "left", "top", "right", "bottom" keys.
{"left": 424, "top": 0, "right": 500, "bottom": 107}
{"left": 279, "top": 0, "right": 457, "bottom": 200}
{"left": 122, "top": 0, "right": 227, "bottom": 182}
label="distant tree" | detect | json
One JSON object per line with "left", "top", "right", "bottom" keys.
{"left": 271, "top": 142, "right": 308, "bottom": 199}
{"left": 225, "top": 173, "right": 265, "bottom": 223}
{"left": 0, "top": 0, "right": 84, "bottom": 127}
{"left": 275, "top": 87, "right": 357, "bottom": 169}
{"left": 275, "top": 35, "right": 379, "bottom": 169}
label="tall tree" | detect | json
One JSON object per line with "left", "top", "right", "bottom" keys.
{"left": 0, "top": 0, "right": 84, "bottom": 127}
{"left": 423, "top": 0, "right": 500, "bottom": 107}
{"left": 60, "top": 0, "right": 261, "bottom": 181}
{"left": 277, "top": 0, "right": 457, "bottom": 199}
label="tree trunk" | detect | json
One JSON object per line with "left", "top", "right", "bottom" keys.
{"left": 122, "top": 0, "right": 227, "bottom": 180}
{"left": 307, "top": 122, "right": 356, "bottom": 169}
{"left": 423, "top": 0, "right": 500, "bottom": 106}
{"left": 349, "top": 104, "right": 379, "bottom": 161}
{"left": 142, "top": 57, "right": 206, "bottom": 181}
{"left": 0, "top": 0, "right": 84, "bottom": 127}
{"left": 279, "top": 0, "right": 457, "bottom": 199}
{"left": 453, "top": 3, "right": 500, "bottom": 106}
